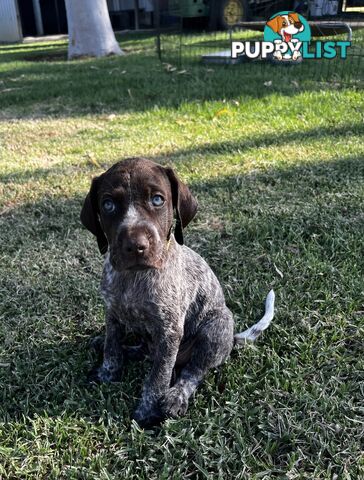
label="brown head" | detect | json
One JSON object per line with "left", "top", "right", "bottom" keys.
{"left": 266, "top": 12, "right": 303, "bottom": 36}
{"left": 80, "top": 158, "right": 198, "bottom": 271}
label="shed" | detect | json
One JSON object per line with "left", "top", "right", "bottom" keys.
{"left": 0, "top": 0, "right": 154, "bottom": 43}
{"left": 0, "top": 0, "right": 67, "bottom": 42}
{"left": 0, "top": 0, "right": 23, "bottom": 42}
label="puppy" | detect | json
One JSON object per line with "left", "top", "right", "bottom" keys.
{"left": 81, "top": 158, "right": 274, "bottom": 426}
{"left": 267, "top": 12, "right": 304, "bottom": 61}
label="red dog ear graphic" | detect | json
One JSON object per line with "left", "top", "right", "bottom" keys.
{"left": 267, "top": 16, "right": 280, "bottom": 33}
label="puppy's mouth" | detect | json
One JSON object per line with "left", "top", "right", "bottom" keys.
{"left": 111, "top": 256, "right": 161, "bottom": 272}
{"left": 110, "top": 245, "right": 167, "bottom": 272}
{"left": 283, "top": 32, "right": 292, "bottom": 42}
{"left": 126, "top": 263, "right": 156, "bottom": 271}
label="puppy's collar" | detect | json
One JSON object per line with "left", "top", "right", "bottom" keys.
{"left": 166, "top": 224, "right": 173, "bottom": 251}
{"left": 167, "top": 218, "right": 184, "bottom": 246}
{"left": 167, "top": 224, "right": 172, "bottom": 239}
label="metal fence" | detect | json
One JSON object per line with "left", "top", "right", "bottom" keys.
{"left": 155, "top": 0, "right": 364, "bottom": 87}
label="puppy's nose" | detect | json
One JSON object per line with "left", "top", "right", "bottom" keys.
{"left": 294, "top": 21, "right": 302, "bottom": 29}
{"left": 123, "top": 234, "right": 149, "bottom": 256}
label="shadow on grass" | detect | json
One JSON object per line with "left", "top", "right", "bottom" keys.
{"left": 1, "top": 153, "right": 363, "bottom": 422}
{"left": 1, "top": 32, "right": 362, "bottom": 119}
{"left": 155, "top": 121, "right": 364, "bottom": 163}
{"left": 1, "top": 121, "right": 363, "bottom": 186}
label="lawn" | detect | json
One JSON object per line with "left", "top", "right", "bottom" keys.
{"left": 0, "top": 32, "right": 363, "bottom": 479}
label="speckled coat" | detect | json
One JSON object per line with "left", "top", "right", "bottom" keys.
{"left": 99, "top": 237, "right": 234, "bottom": 424}
{"left": 81, "top": 158, "right": 274, "bottom": 426}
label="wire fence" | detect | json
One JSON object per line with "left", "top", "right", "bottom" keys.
{"left": 155, "top": 1, "right": 364, "bottom": 88}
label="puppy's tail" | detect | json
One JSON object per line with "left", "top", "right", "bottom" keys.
{"left": 234, "top": 290, "right": 275, "bottom": 345}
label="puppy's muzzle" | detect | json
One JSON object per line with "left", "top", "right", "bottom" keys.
{"left": 119, "top": 227, "right": 150, "bottom": 258}
{"left": 121, "top": 233, "right": 149, "bottom": 257}
{"left": 114, "top": 222, "right": 163, "bottom": 270}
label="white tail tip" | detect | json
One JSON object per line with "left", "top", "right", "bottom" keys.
{"left": 234, "top": 289, "right": 275, "bottom": 345}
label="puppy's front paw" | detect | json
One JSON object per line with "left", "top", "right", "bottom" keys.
{"left": 160, "top": 386, "right": 189, "bottom": 418}
{"left": 133, "top": 403, "right": 163, "bottom": 428}
{"left": 89, "top": 335, "right": 105, "bottom": 354}
{"left": 87, "top": 364, "right": 122, "bottom": 383}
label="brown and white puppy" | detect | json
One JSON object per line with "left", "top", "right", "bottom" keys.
{"left": 267, "top": 12, "right": 304, "bottom": 61}
{"left": 81, "top": 158, "right": 196, "bottom": 272}
{"left": 81, "top": 158, "right": 274, "bottom": 426}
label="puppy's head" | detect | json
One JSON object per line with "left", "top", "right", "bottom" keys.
{"left": 267, "top": 13, "right": 303, "bottom": 40}
{"left": 80, "top": 158, "right": 198, "bottom": 271}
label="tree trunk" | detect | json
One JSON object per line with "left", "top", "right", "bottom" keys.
{"left": 65, "top": 0, "right": 123, "bottom": 59}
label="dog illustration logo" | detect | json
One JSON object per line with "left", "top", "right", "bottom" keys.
{"left": 232, "top": 12, "right": 349, "bottom": 61}
{"left": 264, "top": 11, "right": 311, "bottom": 61}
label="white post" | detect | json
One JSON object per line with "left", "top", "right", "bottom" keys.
{"left": 32, "top": 0, "right": 44, "bottom": 36}
{"left": 134, "top": 0, "right": 140, "bottom": 30}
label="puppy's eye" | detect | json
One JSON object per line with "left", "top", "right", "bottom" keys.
{"left": 102, "top": 199, "right": 116, "bottom": 213}
{"left": 151, "top": 194, "right": 165, "bottom": 207}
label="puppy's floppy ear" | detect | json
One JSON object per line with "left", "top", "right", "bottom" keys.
{"left": 80, "top": 176, "right": 108, "bottom": 254}
{"left": 267, "top": 15, "right": 280, "bottom": 33}
{"left": 289, "top": 12, "right": 300, "bottom": 23}
{"left": 164, "top": 167, "right": 198, "bottom": 245}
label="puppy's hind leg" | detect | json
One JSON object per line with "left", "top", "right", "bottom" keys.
{"left": 160, "top": 309, "right": 234, "bottom": 418}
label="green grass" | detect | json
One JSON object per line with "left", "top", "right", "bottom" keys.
{"left": 0, "top": 32, "right": 363, "bottom": 479}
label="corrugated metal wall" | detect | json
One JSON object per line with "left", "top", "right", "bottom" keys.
{"left": 0, "top": 0, "right": 22, "bottom": 42}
